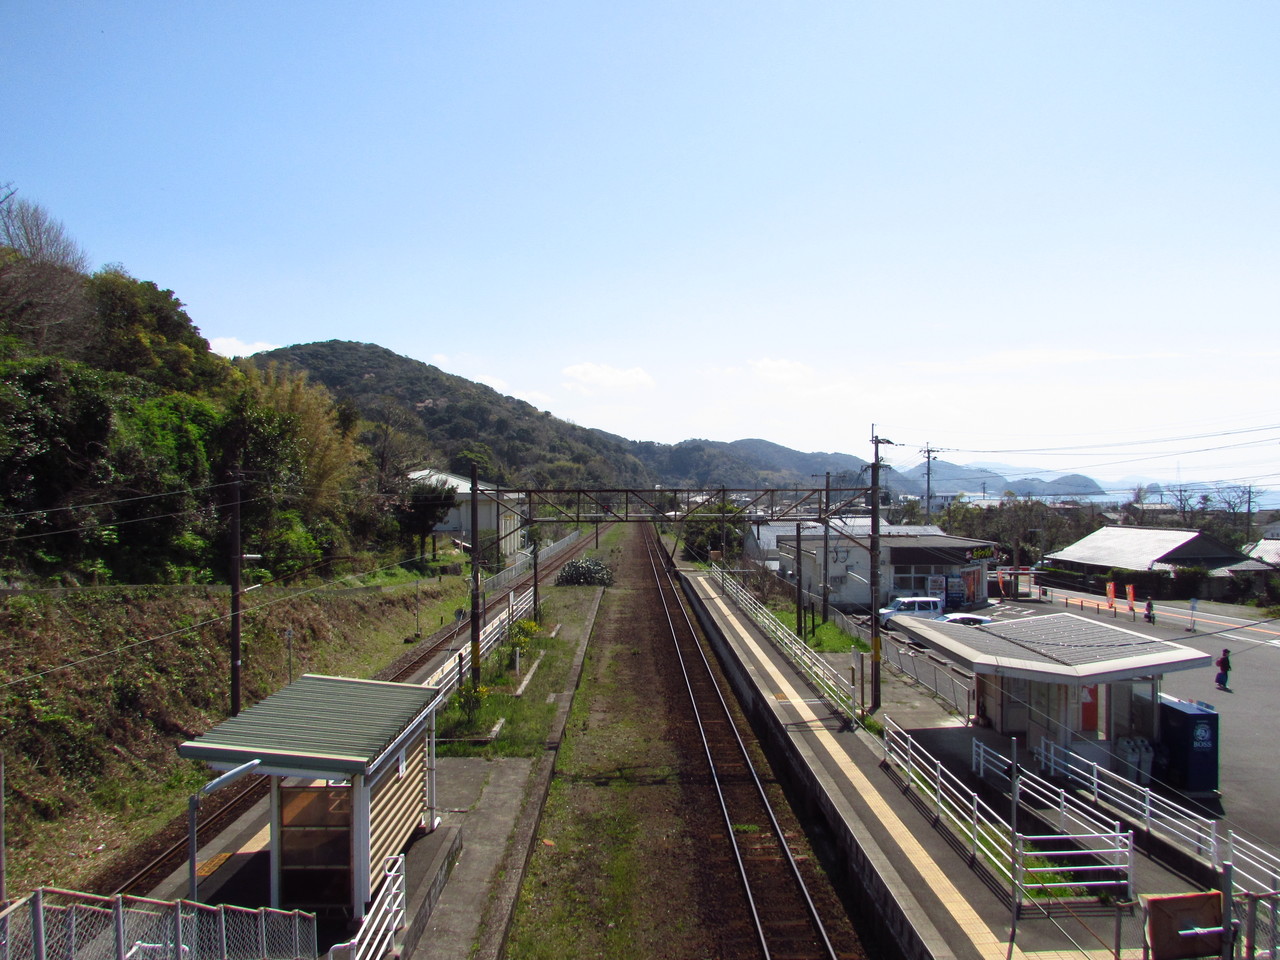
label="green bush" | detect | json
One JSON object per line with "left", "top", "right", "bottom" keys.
{"left": 555, "top": 558, "right": 615, "bottom": 587}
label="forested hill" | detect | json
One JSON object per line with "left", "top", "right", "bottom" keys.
{"left": 256, "top": 340, "right": 653, "bottom": 489}
{"left": 256, "top": 341, "right": 871, "bottom": 490}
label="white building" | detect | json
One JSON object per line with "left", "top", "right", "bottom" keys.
{"left": 751, "top": 519, "right": 997, "bottom": 613}
{"left": 407, "top": 468, "right": 526, "bottom": 558}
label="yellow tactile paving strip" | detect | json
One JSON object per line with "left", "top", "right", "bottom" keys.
{"left": 704, "top": 589, "right": 1033, "bottom": 960}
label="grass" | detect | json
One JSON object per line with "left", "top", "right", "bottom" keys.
{"left": 768, "top": 605, "right": 870, "bottom": 653}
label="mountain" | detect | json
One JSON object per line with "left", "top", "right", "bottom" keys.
{"left": 902, "top": 460, "right": 1107, "bottom": 499}
{"left": 259, "top": 341, "right": 1111, "bottom": 497}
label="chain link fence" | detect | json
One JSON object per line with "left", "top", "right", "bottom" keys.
{"left": 0, "top": 888, "right": 317, "bottom": 960}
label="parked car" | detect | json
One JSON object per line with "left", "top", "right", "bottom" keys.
{"left": 935, "top": 612, "right": 994, "bottom": 627}
{"left": 877, "top": 596, "right": 944, "bottom": 629}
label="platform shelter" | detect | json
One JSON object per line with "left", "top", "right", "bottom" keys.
{"left": 896, "top": 613, "right": 1211, "bottom": 771}
{"left": 179, "top": 674, "right": 441, "bottom": 919}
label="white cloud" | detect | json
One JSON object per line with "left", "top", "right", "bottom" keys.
{"left": 561, "top": 362, "right": 656, "bottom": 395}
{"left": 209, "top": 337, "right": 281, "bottom": 358}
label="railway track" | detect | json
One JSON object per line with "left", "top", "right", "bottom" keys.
{"left": 102, "top": 528, "right": 606, "bottom": 898}
{"left": 638, "top": 524, "right": 858, "bottom": 960}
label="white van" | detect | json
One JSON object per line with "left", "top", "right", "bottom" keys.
{"left": 878, "top": 596, "right": 944, "bottom": 629}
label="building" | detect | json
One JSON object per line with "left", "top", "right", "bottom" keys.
{"left": 755, "top": 519, "right": 998, "bottom": 613}
{"left": 179, "top": 675, "right": 441, "bottom": 918}
{"left": 1044, "top": 526, "right": 1266, "bottom": 600}
{"left": 406, "top": 468, "right": 526, "bottom": 558}
{"left": 896, "top": 614, "right": 1212, "bottom": 785}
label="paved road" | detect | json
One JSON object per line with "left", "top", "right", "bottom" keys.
{"left": 986, "top": 588, "right": 1280, "bottom": 849}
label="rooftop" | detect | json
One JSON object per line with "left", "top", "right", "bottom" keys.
{"left": 179, "top": 674, "right": 440, "bottom": 780}
{"left": 898, "top": 612, "right": 1211, "bottom": 683}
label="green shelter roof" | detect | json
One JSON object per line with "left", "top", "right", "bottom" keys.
{"left": 179, "top": 674, "right": 439, "bottom": 779}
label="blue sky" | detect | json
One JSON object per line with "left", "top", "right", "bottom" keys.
{"left": 5, "top": 2, "right": 1279, "bottom": 498}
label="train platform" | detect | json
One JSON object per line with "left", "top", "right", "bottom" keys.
{"left": 167, "top": 572, "right": 1212, "bottom": 960}
{"left": 681, "top": 571, "right": 1200, "bottom": 960}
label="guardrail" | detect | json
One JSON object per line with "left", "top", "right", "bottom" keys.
{"left": 711, "top": 565, "right": 856, "bottom": 720}
{"left": 974, "top": 740, "right": 1126, "bottom": 866}
{"left": 1036, "top": 738, "right": 1221, "bottom": 865}
{"left": 329, "top": 856, "right": 405, "bottom": 960}
{"left": 885, "top": 718, "right": 1133, "bottom": 908}
{"left": 482, "top": 530, "right": 581, "bottom": 594}
{"left": 422, "top": 588, "right": 536, "bottom": 706}
{"left": 884, "top": 717, "right": 1016, "bottom": 887}
{"left": 881, "top": 640, "right": 973, "bottom": 717}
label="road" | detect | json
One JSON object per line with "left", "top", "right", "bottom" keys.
{"left": 984, "top": 585, "right": 1280, "bottom": 848}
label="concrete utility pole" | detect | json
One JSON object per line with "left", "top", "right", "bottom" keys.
{"left": 229, "top": 470, "right": 242, "bottom": 717}
{"left": 921, "top": 444, "right": 937, "bottom": 521}
{"left": 470, "top": 464, "right": 482, "bottom": 686}
{"left": 870, "top": 428, "right": 895, "bottom": 714}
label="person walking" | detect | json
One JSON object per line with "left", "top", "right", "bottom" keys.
{"left": 1144, "top": 597, "right": 1155, "bottom": 624}
{"left": 1215, "top": 649, "right": 1232, "bottom": 691}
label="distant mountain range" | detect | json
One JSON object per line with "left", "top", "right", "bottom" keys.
{"left": 257, "top": 341, "right": 1112, "bottom": 500}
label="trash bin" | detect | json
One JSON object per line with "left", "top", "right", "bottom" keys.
{"left": 1114, "top": 737, "right": 1140, "bottom": 781}
{"left": 1136, "top": 738, "right": 1154, "bottom": 785}
{"left": 1157, "top": 694, "right": 1219, "bottom": 795}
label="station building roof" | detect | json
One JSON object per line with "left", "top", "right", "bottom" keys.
{"left": 897, "top": 613, "right": 1211, "bottom": 684}
{"left": 179, "top": 674, "right": 439, "bottom": 780}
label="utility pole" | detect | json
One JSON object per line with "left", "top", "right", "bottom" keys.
{"left": 824, "top": 472, "right": 831, "bottom": 623}
{"left": 870, "top": 428, "right": 895, "bottom": 714}
{"left": 921, "top": 444, "right": 937, "bottom": 521}
{"left": 229, "top": 470, "right": 243, "bottom": 717}
{"left": 794, "top": 522, "right": 803, "bottom": 637}
{"left": 469, "top": 464, "right": 482, "bottom": 687}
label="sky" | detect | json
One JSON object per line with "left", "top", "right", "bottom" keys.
{"left": 5, "top": 2, "right": 1279, "bottom": 501}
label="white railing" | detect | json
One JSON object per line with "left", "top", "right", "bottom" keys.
{"left": 884, "top": 717, "right": 1015, "bottom": 885}
{"left": 711, "top": 566, "right": 855, "bottom": 720}
{"left": 482, "top": 531, "right": 581, "bottom": 594}
{"left": 974, "top": 740, "right": 1126, "bottom": 866}
{"left": 1016, "top": 832, "right": 1133, "bottom": 903}
{"left": 330, "top": 856, "right": 405, "bottom": 960}
{"left": 422, "top": 587, "right": 536, "bottom": 705}
{"left": 881, "top": 640, "right": 974, "bottom": 717}
{"left": 1037, "top": 738, "right": 1222, "bottom": 866}
{"left": 886, "top": 718, "right": 1133, "bottom": 906}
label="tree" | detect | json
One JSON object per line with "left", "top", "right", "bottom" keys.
{"left": 0, "top": 194, "right": 89, "bottom": 271}
{"left": 401, "top": 478, "right": 457, "bottom": 561}
{"left": 240, "top": 361, "right": 364, "bottom": 524}
{"left": 0, "top": 194, "right": 92, "bottom": 356}
{"left": 681, "top": 500, "right": 742, "bottom": 563}
{"left": 86, "top": 268, "right": 230, "bottom": 393}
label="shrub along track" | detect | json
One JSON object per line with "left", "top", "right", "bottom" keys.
{"left": 506, "top": 523, "right": 865, "bottom": 959}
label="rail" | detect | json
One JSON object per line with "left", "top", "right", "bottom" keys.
{"left": 884, "top": 717, "right": 1016, "bottom": 886}
{"left": 421, "top": 587, "right": 536, "bottom": 706}
{"left": 885, "top": 718, "right": 1133, "bottom": 908}
{"left": 711, "top": 565, "right": 856, "bottom": 721}
{"left": 482, "top": 530, "right": 581, "bottom": 594}
{"left": 973, "top": 740, "right": 1126, "bottom": 865}
{"left": 329, "top": 856, "right": 405, "bottom": 960}
{"left": 0, "top": 887, "right": 317, "bottom": 960}
{"left": 881, "top": 640, "right": 974, "bottom": 717}
{"left": 1036, "top": 738, "right": 1221, "bottom": 865}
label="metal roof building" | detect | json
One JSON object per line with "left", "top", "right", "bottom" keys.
{"left": 898, "top": 613, "right": 1212, "bottom": 755}
{"left": 900, "top": 613, "right": 1210, "bottom": 684}
{"left": 180, "top": 675, "right": 441, "bottom": 918}
{"left": 1045, "top": 526, "right": 1252, "bottom": 577}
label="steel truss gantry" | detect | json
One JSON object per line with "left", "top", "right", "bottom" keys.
{"left": 494, "top": 486, "right": 873, "bottom": 526}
